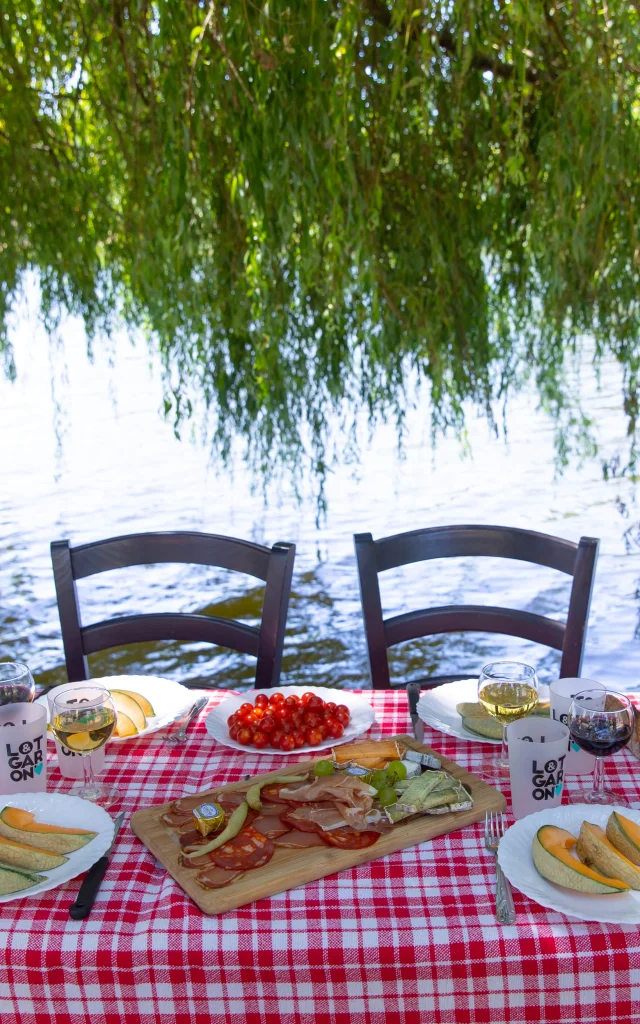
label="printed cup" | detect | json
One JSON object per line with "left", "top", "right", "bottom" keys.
{"left": 507, "top": 717, "right": 570, "bottom": 820}
{"left": 548, "top": 677, "right": 605, "bottom": 775}
{"left": 0, "top": 703, "right": 48, "bottom": 793}
{"left": 47, "top": 682, "right": 106, "bottom": 780}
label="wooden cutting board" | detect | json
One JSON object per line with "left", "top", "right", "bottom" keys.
{"left": 130, "top": 735, "right": 506, "bottom": 915}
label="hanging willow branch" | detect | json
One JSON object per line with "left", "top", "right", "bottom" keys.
{"left": 1, "top": 0, "right": 639, "bottom": 485}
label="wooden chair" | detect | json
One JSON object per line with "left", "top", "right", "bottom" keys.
{"left": 354, "top": 525, "right": 599, "bottom": 709}
{"left": 51, "top": 531, "right": 296, "bottom": 688}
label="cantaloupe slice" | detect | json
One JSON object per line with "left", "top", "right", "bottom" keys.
{"left": 114, "top": 710, "right": 139, "bottom": 738}
{"left": 607, "top": 812, "right": 640, "bottom": 866}
{"left": 0, "top": 863, "right": 45, "bottom": 896}
{"left": 532, "top": 825, "right": 630, "bottom": 894}
{"left": 0, "top": 834, "right": 68, "bottom": 871}
{"left": 577, "top": 822, "right": 640, "bottom": 890}
{"left": 110, "top": 692, "right": 146, "bottom": 732}
{"left": 110, "top": 689, "right": 155, "bottom": 718}
{"left": 0, "top": 807, "right": 97, "bottom": 854}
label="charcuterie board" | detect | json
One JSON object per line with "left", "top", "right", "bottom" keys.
{"left": 130, "top": 735, "right": 506, "bottom": 915}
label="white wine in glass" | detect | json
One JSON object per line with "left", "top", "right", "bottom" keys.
{"left": 477, "top": 661, "right": 539, "bottom": 782}
{"left": 51, "top": 687, "right": 117, "bottom": 806}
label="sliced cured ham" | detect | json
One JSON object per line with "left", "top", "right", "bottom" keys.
{"left": 195, "top": 866, "right": 244, "bottom": 890}
{"left": 179, "top": 830, "right": 207, "bottom": 849}
{"left": 274, "top": 830, "right": 327, "bottom": 849}
{"left": 280, "top": 806, "right": 346, "bottom": 833}
{"left": 251, "top": 815, "right": 291, "bottom": 839}
{"left": 161, "top": 809, "right": 194, "bottom": 829}
{"left": 278, "top": 776, "right": 376, "bottom": 813}
{"left": 179, "top": 850, "right": 212, "bottom": 869}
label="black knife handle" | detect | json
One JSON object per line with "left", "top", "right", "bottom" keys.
{"left": 69, "top": 856, "right": 109, "bottom": 920}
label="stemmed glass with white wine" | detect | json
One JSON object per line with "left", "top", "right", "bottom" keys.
{"left": 477, "top": 661, "right": 539, "bottom": 782}
{"left": 51, "top": 686, "right": 118, "bottom": 806}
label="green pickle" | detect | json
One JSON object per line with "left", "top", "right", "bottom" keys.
{"left": 314, "top": 760, "right": 335, "bottom": 777}
{"left": 386, "top": 760, "right": 407, "bottom": 784}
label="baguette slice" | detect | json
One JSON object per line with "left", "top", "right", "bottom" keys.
{"left": 0, "top": 863, "right": 45, "bottom": 896}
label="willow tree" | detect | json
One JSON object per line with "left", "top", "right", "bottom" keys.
{"left": 1, "top": 2, "right": 640, "bottom": 481}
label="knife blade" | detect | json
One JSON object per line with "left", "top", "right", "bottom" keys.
{"left": 69, "top": 811, "right": 124, "bottom": 920}
{"left": 406, "top": 681, "right": 424, "bottom": 743}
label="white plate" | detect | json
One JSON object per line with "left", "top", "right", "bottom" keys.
{"left": 206, "top": 685, "right": 375, "bottom": 755}
{"left": 498, "top": 803, "right": 640, "bottom": 923}
{"left": 0, "top": 792, "right": 114, "bottom": 904}
{"left": 416, "top": 678, "right": 550, "bottom": 745}
{"left": 37, "top": 675, "right": 194, "bottom": 743}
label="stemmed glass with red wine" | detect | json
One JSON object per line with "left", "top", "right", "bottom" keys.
{"left": 0, "top": 662, "right": 35, "bottom": 705}
{"left": 568, "top": 689, "right": 633, "bottom": 806}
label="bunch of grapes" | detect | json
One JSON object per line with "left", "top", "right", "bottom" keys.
{"left": 227, "top": 691, "right": 352, "bottom": 751}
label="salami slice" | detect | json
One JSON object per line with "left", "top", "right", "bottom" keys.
{"left": 274, "top": 829, "right": 327, "bottom": 849}
{"left": 260, "top": 784, "right": 289, "bottom": 805}
{"left": 196, "top": 866, "right": 244, "bottom": 890}
{"left": 209, "top": 826, "right": 274, "bottom": 870}
{"left": 320, "top": 827, "right": 380, "bottom": 849}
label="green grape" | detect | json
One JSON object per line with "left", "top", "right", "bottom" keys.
{"left": 377, "top": 785, "right": 397, "bottom": 808}
{"left": 386, "top": 760, "right": 407, "bottom": 784}
{"left": 313, "top": 760, "right": 335, "bottom": 777}
{"left": 370, "top": 769, "right": 388, "bottom": 792}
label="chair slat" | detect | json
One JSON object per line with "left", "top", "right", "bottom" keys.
{"left": 384, "top": 606, "right": 565, "bottom": 652}
{"left": 82, "top": 614, "right": 260, "bottom": 658}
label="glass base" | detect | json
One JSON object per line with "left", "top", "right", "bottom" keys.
{"left": 568, "top": 787, "right": 627, "bottom": 807}
{"left": 478, "top": 759, "right": 510, "bottom": 785}
{"left": 72, "top": 782, "right": 119, "bottom": 809}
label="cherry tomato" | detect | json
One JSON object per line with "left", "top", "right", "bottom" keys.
{"left": 280, "top": 720, "right": 293, "bottom": 735}
{"left": 284, "top": 695, "right": 299, "bottom": 708}
{"left": 227, "top": 713, "right": 238, "bottom": 727}
{"left": 303, "top": 710, "right": 322, "bottom": 728}
{"left": 301, "top": 691, "right": 316, "bottom": 705}
{"left": 307, "top": 694, "right": 323, "bottom": 709}
{"left": 291, "top": 729, "right": 306, "bottom": 748}
{"left": 279, "top": 734, "right": 296, "bottom": 752}
{"left": 254, "top": 692, "right": 269, "bottom": 708}
{"left": 335, "top": 709, "right": 350, "bottom": 726}
{"left": 316, "top": 722, "right": 329, "bottom": 740}
{"left": 290, "top": 710, "right": 304, "bottom": 728}
{"left": 237, "top": 727, "right": 253, "bottom": 745}
{"left": 252, "top": 729, "right": 268, "bottom": 749}
{"left": 261, "top": 714, "right": 276, "bottom": 733}
{"left": 229, "top": 725, "right": 239, "bottom": 741}
{"left": 306, "top": 727, "right": 323, "bottom": 746}
{"left": 239, "top": 702, "right": 254, "bottom": 714}
{"left": 329, "top": 720, "right": 344, "bottom": 739}
{"left": 269, "top": 692, "right": 285, "bottom": 705}
{"left": 325, "top": 701, "right": 337, "bottom": 714}
{"left": 275, "top": 705, "right": 291, "bottom": 722}
{"left": 251, "top": 706, "right": 265, "bottom": 721}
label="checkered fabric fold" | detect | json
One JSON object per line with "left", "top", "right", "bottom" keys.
{"left": 1, "top": 689, "right": 639, "bottom": 1024}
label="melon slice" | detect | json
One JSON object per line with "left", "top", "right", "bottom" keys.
{"left": 0, "top": 863, "right": 45, "bottom": 896}
{"left": 532, "top": 825, "right": 630, "bottom": 894}
{"left": 114, "top": 710, "right": 139, "bottom": 738}
{"left": 607, "top": 812, "right": 640, "bottom": 866}
{"left": 110, "top": 692, "right": 147, "bottom": 732}
{"left": 577, "top": 822, "right": 640, "bottom": 890}
{"left": 111, "top": 688, "right": 155, "bottom": 718}
{"left": 0, "top": 834, "right": 68, "bottom": 871}
{"left": 0, "top": 807, "right": 97, "bottom": 854}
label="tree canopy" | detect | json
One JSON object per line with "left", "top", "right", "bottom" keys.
{"left": 2, "top": 1, "right": 640, "bottom": 482}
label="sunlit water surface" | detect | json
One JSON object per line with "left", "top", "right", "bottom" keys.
{"left": 2, "top": 286, "right": 639, "bottom": 692}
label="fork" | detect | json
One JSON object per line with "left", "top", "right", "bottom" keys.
{"left": 164, "top": 696, "right": 208, "bottom": 747}
{"left": 484, "top": 811, "right": 516, "bottom": 925}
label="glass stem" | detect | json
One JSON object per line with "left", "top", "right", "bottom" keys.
{"left": 592, "top": 756, "right": 605, "bottom": 795}
{"left": 499, "top": 724, "right": 509, "bottom": 766}
{"left": 82, "top": 752, "right": 95, "bottom": 790}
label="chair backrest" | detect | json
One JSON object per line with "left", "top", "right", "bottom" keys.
{"left": 354, "top": 524, "right": 599, "bottom": 689}
{"left": 51, "top": 531, "right": 296, "bottom": 688}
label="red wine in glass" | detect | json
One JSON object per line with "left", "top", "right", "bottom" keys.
{"left": 568, "top": 688, "right": 633, "bottom": 806}
{"left": 0, "top": 662, "right": 36, "bottom": 705}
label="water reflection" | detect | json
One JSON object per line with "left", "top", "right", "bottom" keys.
{"left": 1, "top": 284, "right": 639, "bottom": 691}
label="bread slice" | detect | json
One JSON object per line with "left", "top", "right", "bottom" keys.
{"left": 0, "top": 863, "right": 45, "bottom": 896}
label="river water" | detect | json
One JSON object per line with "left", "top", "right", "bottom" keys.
{"left": 1, "top": 284, "right": 639, "bottom": 692}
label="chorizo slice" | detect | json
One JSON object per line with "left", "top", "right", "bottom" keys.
{"left": 209, "top": 826, "right": 274, "bottom": 870}
{"left": 251, "top": 815, "right": 291, "bottom": 839}
{"left": 274, "top": 829, "right": 327, "bottom": 849}
{"left": 319, "top": 827, "right": 380, "bottom": 849}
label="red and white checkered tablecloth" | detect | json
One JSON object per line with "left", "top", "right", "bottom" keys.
{"left": 1, "top": 689, "right": 640, "bottom": 1024}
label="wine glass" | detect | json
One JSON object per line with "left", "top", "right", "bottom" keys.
{"left": 51, "top": 686, "right": 118, "bottom": 806}
{"left": 0, "top": 662, "right": 35, "bottom": 705}
{"left": 477, "top": 661, "right": 539, "bottom": 783}
{"left": 568, "top": 689, "right": 633, "bottom": 806}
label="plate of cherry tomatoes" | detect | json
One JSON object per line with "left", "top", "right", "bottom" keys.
{"left": 205, "top": 686, "right": 375, "bottom": 754}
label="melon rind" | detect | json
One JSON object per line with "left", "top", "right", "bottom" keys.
{"left": 607, "top": 812, "right": 640, "bottom": 866}
{"left": 532, "top": 828, "right": 629, "bottom": 894}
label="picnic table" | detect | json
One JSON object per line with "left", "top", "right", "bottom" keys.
{"left": 1, "top": 688, "right": 639, "bottom": 1024}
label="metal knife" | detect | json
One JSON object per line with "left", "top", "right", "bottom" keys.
{"left": 69, "top": 812, "right": 124, "bottom": 920}
{"left": 407, "top": 681, "right": 425, "bottom": 743}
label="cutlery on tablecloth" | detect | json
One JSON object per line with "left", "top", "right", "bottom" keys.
{"left": 164, "top": 695, "right": 209, "bottom": 747}
{"left": 407, "top": 681, "right": 425, "bottom": 743}
{"left": 69, "top": 812, "right": 124, "bottom": 921}
{"left": 484, "top": 810, "right": 516, "bottom": 925}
